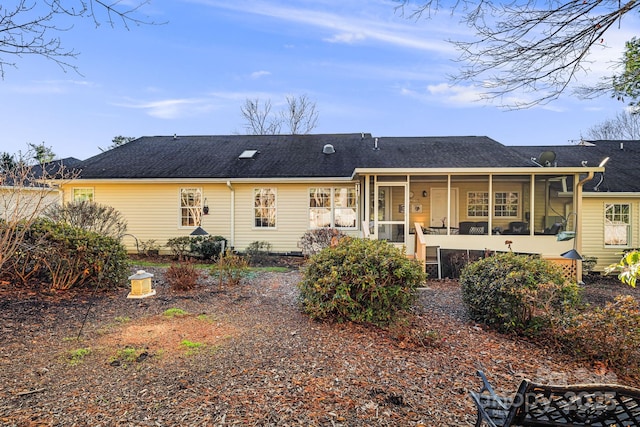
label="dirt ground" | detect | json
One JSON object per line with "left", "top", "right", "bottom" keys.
{"left": 0, "top": 264, "right": 638, "bottom": 426}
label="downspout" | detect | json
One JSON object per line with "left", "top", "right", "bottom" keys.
{"left": 226, "top": 180, "right": 235, "bottom": 249}
{"left": 575, "top": 171, "right": 595, "bottom": 283}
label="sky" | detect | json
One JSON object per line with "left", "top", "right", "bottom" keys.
{"left": 0, "top": 0, "right": 638, "bottom": 161}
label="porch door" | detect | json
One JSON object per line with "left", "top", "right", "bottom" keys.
{"left": 430, "top": 188, "right": 459, "bottom": 228}
{"left": 376, "top": 184, "right": 407, "bottom": 245}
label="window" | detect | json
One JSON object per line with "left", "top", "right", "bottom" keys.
{"left": 180, "top": 188, "right": 202, "bottom": 227}
{"left": 467, "top": 192, "right": 489, "bottom": 217}
{"left": 73, "top": 188, "right": 94, "bottom": 202}
{"left": 605, "top": 203, "right": 630, "bottom": 246}
{"left": 494, "top": 192, "right": 519, "bottom": 217}
{"left": 309, "top": 187, "right": 357, "bottom": 229}
{"left": 254, "top": 188, "right": 276, "bottom": 228}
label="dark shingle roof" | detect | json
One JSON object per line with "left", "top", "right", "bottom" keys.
{"left": 509, "top": 141, "right": 640, "bottom": 192}
{"left": 75, "top": 134, "right": 530, "bottom": 180}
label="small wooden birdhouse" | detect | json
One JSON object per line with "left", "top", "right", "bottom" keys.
{"left": 127, "top": 270, "right": 156, "bottom": 299}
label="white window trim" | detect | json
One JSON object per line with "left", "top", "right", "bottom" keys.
{"left": 179, "top": 187, "right": 203, "bottom": 228}
{"left": 72, "top": 187, "right": 94, "bottom": 202}
{"left": 494, "top": 191, "right": 519, "bottom": 218}
{"left": 309, "top": 187, "right": 358, "bottom": 230}
{"left": 253, "top": 187, "right": 277, "bottom": 229}
{"left": 467, "top": 191, "right": 489, "bottom": 218}
{"left": 604, "top": 203, "right": 631, "bottom": 248}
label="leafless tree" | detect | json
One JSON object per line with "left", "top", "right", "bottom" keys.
{"left": 241, "top": 95, "right": 319, "bottom": 135}
{"left": 241, "top": 98, "right": 282, "bottom": 135}
{"left": 0, "top": 148, "right": 78, "bottom": 273}
{"left": 395, "top": 1, "right": 640, "bottom": 108}
{"left": 584, "top": 109, "right": 640, "bottom": 140}
{"left": 282, "top": 94, "right": 319, "bottom": 135}
{"left": 0, "top": 0, "right": 157, "bottom": 78}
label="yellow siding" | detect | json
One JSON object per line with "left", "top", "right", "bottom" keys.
{"left": 61, "top": 182, "right": 232, "bottom": 254}
{"left": 61, "top": 181, "right": 360, "bottom": 254}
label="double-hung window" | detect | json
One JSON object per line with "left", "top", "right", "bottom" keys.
{"left": 494, "top": 192, "right": 519, "bottom": 217}
{"left": 180, "top": 188, "right": 202, "bottom": 227}
{"left": 73, "top": 188, "right": 94, "bottom": 202}
{"left": 309, "top": 187, "right": 357, "bottom": 229}
{"left": 467, "top": 192, "right": 489, "bottom": 217}
{"left": 604, "top": 203, "right": 630, "bottom": 246}
{"left": 254, "top": 188, "right": 277, "bottom": 228}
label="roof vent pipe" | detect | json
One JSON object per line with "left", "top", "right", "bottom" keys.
{"left": 621, "top": 142, "right": 624, "bottom": 150}
{"left": 322, "top": 144, "right": 335, "bottom": 154}
{"left": 361, "top": 132, "right": 365, "bottom": 139}
{"left": 374, "top": 137, "right": 379, "bottom": 150}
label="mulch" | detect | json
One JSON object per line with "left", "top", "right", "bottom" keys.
{"left": 0, "top": 265, "right": 638, "bottom": 426}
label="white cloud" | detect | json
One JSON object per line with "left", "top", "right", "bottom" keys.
{"left": 250, "top": 70, "right": 271, "bottom": 79}
{"left": 325, "top": 32, "right": 366, "bottom": 44}
{"left": 115, "top": 98, "right": 214, "bottom": 119}
{"left": 188, "top": 0, "right": 458, "bottom": 54}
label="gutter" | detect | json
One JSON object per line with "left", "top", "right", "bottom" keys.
{"left": 226, "top": 180, "right": 234, "bottom": 249}
{"left": 575, "top": 171, "right": 595, "bottom": 283}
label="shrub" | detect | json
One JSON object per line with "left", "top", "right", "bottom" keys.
{"left": 298, "top": 237, "right": 426, "bottom": 325}
{"left": 298, "top": 228, "right": 347, "bottom": 257}
{"left": 165, "top": 262, "right": 201, "bottom": 291}
{"left": 166, "top": 236, "right": 192, "bottom": 260}
{"left": 44, "top": 200, "right": 127, "bottom": 239}
{"left": 460, "top": 252, "right": 581, "bottom": 335}
{"left": 211, "top": 249, "right": 249, "bottom": 287}
{"left": 245, "top": 240, "right": 272, "bottom": 265}
{"left": 561, "top": 295, "right": 640, "bottom": 376}
{"left": 139, "top": 239, "right": 160, "bottom": 256}
{"left": 190, "top": 235, "right": 226, "bottom": 260}
{"left": 25, "top": 218, "right": 128, "bottom": 291}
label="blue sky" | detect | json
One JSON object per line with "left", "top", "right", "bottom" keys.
{"left": 0, "top": 0, "right": 637, "bottom": 160}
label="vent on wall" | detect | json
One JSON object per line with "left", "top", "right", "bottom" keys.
{"left": 322, "top": 144, "right": 335, "bottom": 154}
{"left": 239, "top": 149, "right": 258, "bottom": 159}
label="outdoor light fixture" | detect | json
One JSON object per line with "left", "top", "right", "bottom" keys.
{"left": 190, "top": 226, "right": 208, "bottom": 236}
{"left": 422, "top": 190, "right": 428, "bottom": 197}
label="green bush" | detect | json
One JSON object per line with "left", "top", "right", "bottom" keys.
{"left": 298, "top": 237, "right": 426, "bottom": 325}
{"left": 245, "top": 240, "right": 272, "bottom": 265}
{"left": 190, "top": 235, "right": 226, "bottom": 260}
{"left": 460, "top": 252, "right": 581, "bottom": 335}
{"left": 561, "top": 295, "right": 640, "bottom": 376}
{"left": 166, "top": 236, "right": 192, "bottom": 260}
{"left": 25, "top": 218, "right": 128, "bottom": 290}
{"left": 211, "top": 249, "right": 249, "bottom": 287}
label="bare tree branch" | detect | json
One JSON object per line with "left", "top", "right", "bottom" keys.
{"left": 241, "top": 98, "right": 282, "bottom": 135}
{"left": 0, "top": 0, "right": 159, "bottom": 78}
{"left": 584, "top": 109, "right": 640, "bottom": 140}
{"left": 395, "top": 1, "right": 640, "bottom": 108}
{"left": 283, "top": 94, "right": 319, "bottom": 135}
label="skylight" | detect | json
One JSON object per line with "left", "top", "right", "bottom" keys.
{"left": 239, "top": 150, "right": 258, "bottom": 159}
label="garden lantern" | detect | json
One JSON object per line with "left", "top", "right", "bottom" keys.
{"left": 127, "top": 270, "right": 156, "bottom": 299}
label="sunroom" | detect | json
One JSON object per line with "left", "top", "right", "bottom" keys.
{"left": 356, "top": 166, "right": 601, "bottom": 282}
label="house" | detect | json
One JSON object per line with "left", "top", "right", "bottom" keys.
{"left": 0, "top": 157, "right": 81, "bottom": 221}
{"left": 510, "top": 140, "right": 640, "bottom": 274}
{"left": 57, "top": 134, "right": 605, "bottom": 280}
